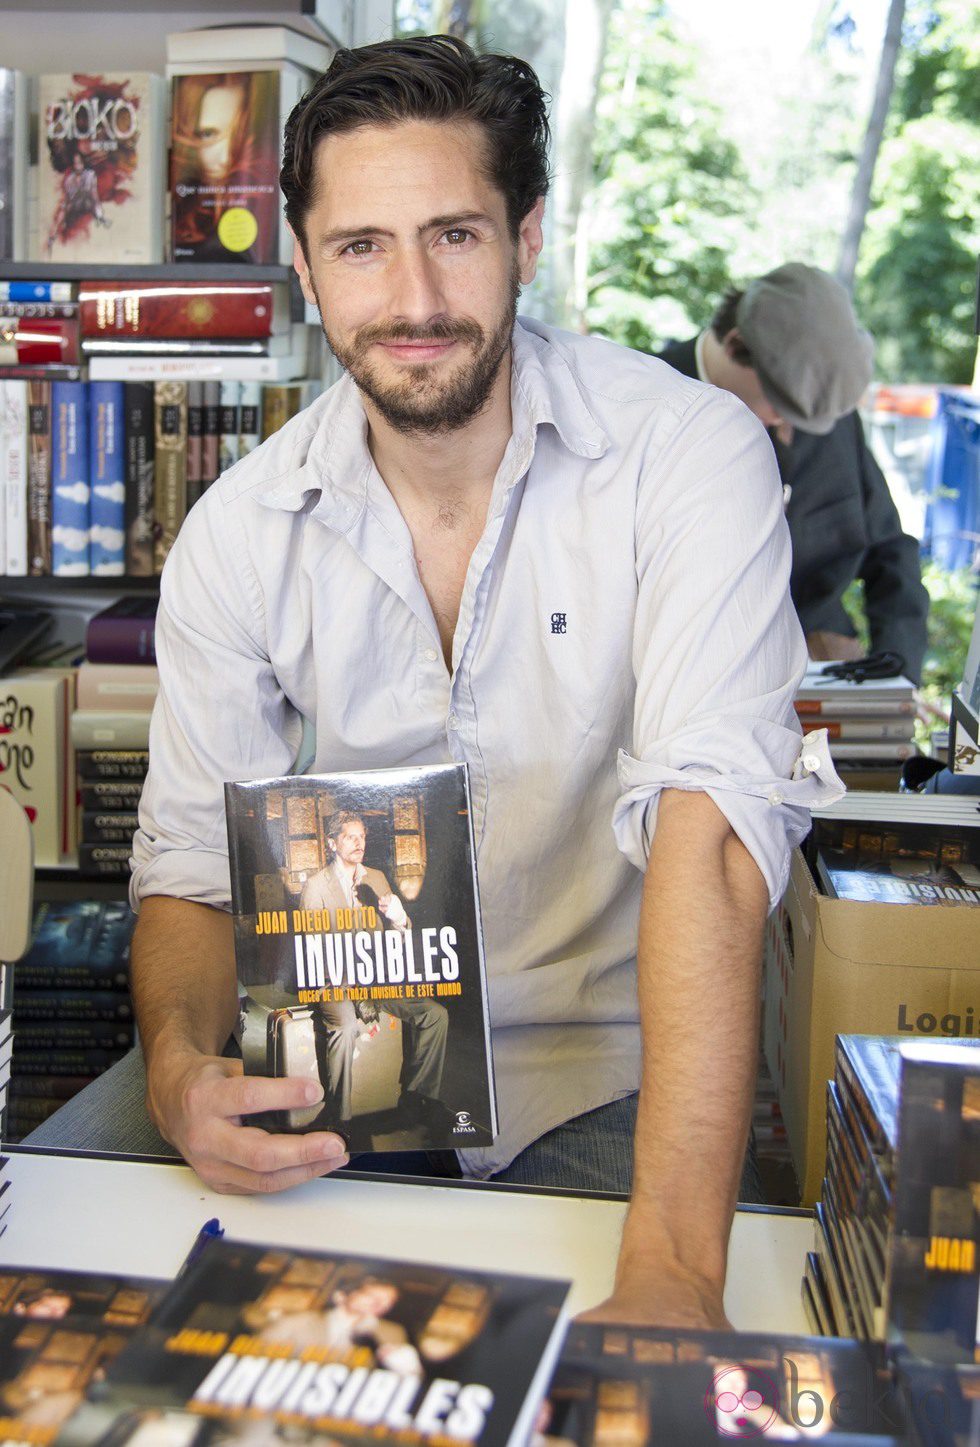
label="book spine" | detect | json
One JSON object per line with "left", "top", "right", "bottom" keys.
{"left": 81, "top": 810, "right": 140, "bottom": 843}
{"left": 86, "top": 613, "right": 157, "bottom": 666}
{"left": 26, "top": 379, "right": 52, "bottom": 575}
{"left": 76, "top": 663, "right": 158, "bottom": 712}
{"left": 88, "top": 379, "right": 126, "bottom": 575}
{"left": 79, "top": 779, "right": 145, "bottom": 809}
{"left": 0, "top": 318, "right": 80, "bottom": 366}
{"left": 75, "top": 749, "right": 149, "bottom": 780}
{"left": 238, "top": 381, "right": 260, "bottom": 457}
{"left": 816, "top": 719, "right": 916, "bottom": 741}
{"left": 7, "top": 1072, "right": 105, "bottom": 1097}
{"left": 50, "top": 379, "right": 90, "bottom": 575}
{"left": 87, "top": 356, "right": 303, "bottom": 382}
{"left": 219, "top": 380, "right": 241, "bottom": 471}
{"left": 0, "top": 282, "right": 74, "bottom": 303}
{"left": 261, "top": 382, "right": 290, "bottom": 441}
{"left": 0, "top": 302, "right": 78, "bottom": 320}
{"left": 79, "top": 282, "right": 276, "bottom": 338}
{"left": 0, "top": 69, "right": 28, "bottom": 262}
{"left": 71, "top": 711, "right": 151, "bottom": 749}
{"left": 11, "top": 1047, "right": 129, "bottom": 1073}
{"left": 153, "top": 379, "right": 187, "bottom": 572}
{"left": 185, "top": 379, "right": 205, "bottom": 509}
{"left": 796, "top": 699, "right": 916, "bottom": 717}
{"left": 13, "top": 1020, "right": 134, "bottom": 1050}
{"left": 828, "top": 740, "right": 918, "bottom": 761}
{"left": 0, "top": 363, "right": 82, "bottom": 381}
{"left": 78, "top": 842, "right": 134, "bottom": 876}
{"left": 124, "top": 381, "right": 155, "bottom": 576}
{"left": 14, "top": 998, "right": 132, "bottom": 1024}
{"left": 1, "top": 378, "right": 28, "bottom": 574}
{"left": 202, "top": 379, "right": 221, "bottom": 487}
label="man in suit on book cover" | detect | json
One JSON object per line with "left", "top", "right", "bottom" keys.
{"left": 33, "top": 35, "right": 843, "bottom": 1329}
{"left": 299, "top": 809, "right": 449, "bottom": 1136}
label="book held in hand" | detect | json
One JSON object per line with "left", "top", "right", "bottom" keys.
{"left": 58, "top": 1238, "right": 570, "bottom": 1447}
{"left": 225, "top": 764, "right": 496, "bottom": 1152}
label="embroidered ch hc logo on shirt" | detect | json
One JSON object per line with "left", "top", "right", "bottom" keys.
{"left": 551, "top": 612, "right": 567, "bottom": 635}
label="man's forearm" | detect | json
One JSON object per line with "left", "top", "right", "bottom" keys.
{"left": 618, "top": 789, "right": 769, "bottom": 1318}
{"left": 131, "top": 895, "right": 240, "bottom": 1103}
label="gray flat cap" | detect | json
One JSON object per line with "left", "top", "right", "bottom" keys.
{"left": 735, "top": 263, "right": 875, "bottom": 434}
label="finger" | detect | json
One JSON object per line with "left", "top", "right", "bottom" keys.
{"left": 205, "top": 1149, "right": 351, "bottom": 1196}
{"left": 211, "top": 1071, "right": 327, "bottom": 1121}
{"left": 211, "top": 1119, "right": 349, "bottom": 1177}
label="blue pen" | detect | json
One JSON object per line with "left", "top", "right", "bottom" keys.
{"left": 180, "top": 1216, "right": 225, "bottom": 1274}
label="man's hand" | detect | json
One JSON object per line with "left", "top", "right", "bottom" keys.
{"left": 806, "top": 629, "right": 864, "bottom": 662}
{"left": 148, "top": 1050, "right": 349, "bottom": 1195}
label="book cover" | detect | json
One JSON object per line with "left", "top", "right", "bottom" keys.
{"left": 813, "top": 818, "right": 980, "bottom": 907}
{"left": 37, "top": 72, "right": 165, "bottom": 265}
{"left": 123, "top": 382, "right": 155, "bottom": 577}
{"left": 0, "top": 668, "right": 75, "bottom": 866}
{"left": 76, "top": 661, "right": 158, "bottom": 712}
{"left": 153, "top": 379, "right": 188, "bottom": 572}
{"left": 237, "top": 379, "right": 260, "bottom": 455}
{"left": 886, "top": 1042, "right": 980, "bottom": 1366}
{"left": 543, "top": 1324, "right": 896, "bottom": 1444}
{"left": 185, "top": 379, "right": 205, "bottom": 510}
{"left": 202, "top": 379, "right": 221, "bottom": 488}
{"left": 0, "top": 69, "right": 29, "bottom": 261}
{"left": 836, "top": 1036, "right": 904, "bottom": 1162}
{"left": 26, "top": 379, "right": 53, "bottom": 576}
{"left": 0, "top": 1266, "right": 166, "bottom": 1447}
{"left": 218, "top": 379, "right": 240, "bottom": 471}
{"left": 86, "top": 596, "right": 157, "bottom": 665}
{"left": 63, "top": 1237, "right": 569, "bottom": 1447}
{"left": 88, "top": 379, "right": 126, "bottom": 575}
{"left": 169, "top": 70, "right": 286, "bottom": 265}
{"left": 225, "top": 764, "right": 497, "bottom": 1152}
{"left": 15, "top": 900, "right": 133, "bottom": 991}
{"left": 1, "top": 378, "right": 28, "bottom": 575}
{"left": 51, "top": 379, "right": 89, "bottom": 576}
{"left": 0, "top": 282, "right": 75, "bottom": 304}
{"left": 261, "top": 380, "right": 303, "bottom": 440}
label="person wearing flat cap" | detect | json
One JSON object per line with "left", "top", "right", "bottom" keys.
{"left": 657, "top": 262, "right": 929, "bottom": 683}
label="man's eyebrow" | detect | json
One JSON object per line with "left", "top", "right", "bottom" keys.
{"left": 316, "top": 212, "right": 496, "bottom": 248}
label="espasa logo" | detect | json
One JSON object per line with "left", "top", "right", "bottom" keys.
{"left": 453, "top": 1111, "right": 477, "bottom": 1135}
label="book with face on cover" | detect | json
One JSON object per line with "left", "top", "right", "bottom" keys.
{"left": 224, "top": 764, "right": 497, "bottom": 1153}
{"left": 56, "top": 1238, "right": 570, "bottom": 1447}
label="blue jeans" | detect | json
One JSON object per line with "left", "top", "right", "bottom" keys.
{"left": 24, "top": 1049, "right": 764, "bottom": 1202}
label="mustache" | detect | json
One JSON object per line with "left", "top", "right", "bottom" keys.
{"left": 354, "top": 317, "right": 485, "bottom": 348}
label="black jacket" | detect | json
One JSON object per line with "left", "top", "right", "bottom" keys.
{"left": 656, "top": 337, "right": 929, "bottom": 683}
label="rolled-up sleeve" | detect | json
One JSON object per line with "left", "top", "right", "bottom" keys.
{"left": 612, "top": 388, "right": 844, "bottom": 909}
{"left": 129, "top": 492, "right": 303, "bottom": 911}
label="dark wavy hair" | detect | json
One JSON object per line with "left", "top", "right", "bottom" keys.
{"left": 710, "top": 286, "right": 754, "bottom": 365}
{"left": 281, "top": 34, "right": 551, "bottom": 256}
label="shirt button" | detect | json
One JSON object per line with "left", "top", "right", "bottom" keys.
{"left": 447, "top": 714, "right": 460, "bottom": 731}
{"left": 423, "top": 649, "right": 438, "bottom": 663}
{"left": 802, "top": 753, "right": 821, "bottom": 774}
{"left": 768, "top": 788, "right": 784, "bottom": 807}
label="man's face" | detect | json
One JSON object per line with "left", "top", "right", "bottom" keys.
{"left": 348, "top": 1282, "right": 398, "bottom": 1318}
{"left": 332, "top": 820, "right": 366, "bottom": 868}
{"left": 720, "top": 332, "right": 793, "bottom": 441}
{"left": 293, "top": 119, "right": 543, "bottom": 435}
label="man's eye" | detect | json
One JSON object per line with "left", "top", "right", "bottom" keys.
{"left": 344, "top": 239, "right": 375, "bottom": 256}
{"left": 443, "top": 228, "right": 472, "bottom": 245}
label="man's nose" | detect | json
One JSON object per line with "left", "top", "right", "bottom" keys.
{"left": 387, "top": 245, "right": 447, "bottom": 325}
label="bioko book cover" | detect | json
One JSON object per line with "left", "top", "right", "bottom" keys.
{"left": 59, "top": 1238, "right": 570, "bottom": 1447}
{"left": 225, "top": 763, "right": 497, "bottom": 1152}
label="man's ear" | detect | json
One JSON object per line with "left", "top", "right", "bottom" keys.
{"left": 517, "top": 197, "right": 546, "bottom": 286}
{"left": 289, "top": 225, "right": 318, "bottom": 309}
{"left": 722, "top": 327, "right": 744, "bottom": 360}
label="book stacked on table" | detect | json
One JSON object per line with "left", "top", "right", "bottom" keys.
{"left": 797, "top": 662, "right": 919, "bottom": 790}
{"left": 6, "top": 900, "right": 135, "bottom": 1141}
{"left": 68, "top": 596, "right": 157, "bottom": 878}
{"left": 807, "top": 792, "right": 980, "bottom": 907}
{"left": 810, "top": 1035, "right": 980, "bottom": 1367}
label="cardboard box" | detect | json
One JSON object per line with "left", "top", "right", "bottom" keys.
{"left": 763, "top": 848, "right": 980, "bottom": 1205}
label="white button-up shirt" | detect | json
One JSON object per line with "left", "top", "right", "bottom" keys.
{"left": 131, "top": 318, "right": 842, "bottom": 1177}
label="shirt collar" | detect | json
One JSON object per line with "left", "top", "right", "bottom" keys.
{"left": 694, "top": 329, "right": 710, "bottom": 383}
{"left": 255, "top": 318, "right": 609, "bottom": 524}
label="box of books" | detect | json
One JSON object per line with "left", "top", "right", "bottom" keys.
{"left": 56, "top": 1238, "right": 570, "bottom": 1447}
{"left": 225, "top": 763, "right": 496, "bottom": 1153}
{"left": 764, "top": 795, "right": 980, "bottom": 1205}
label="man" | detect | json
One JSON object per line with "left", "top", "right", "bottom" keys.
{"left": 300, "top": 810, "right": 449, "bottom": 1135}
{"left": 657, "top": 264, "right": 930, "bottom": 682}
{"left": 34, "top": 36, "right": 840, "bottom": 1327}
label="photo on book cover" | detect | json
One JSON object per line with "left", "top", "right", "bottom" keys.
{"left": 56, "top": 1239, "right": 570, "bottom": 1447}
{"left": 225, "top": 764, "right": 496, "bottom": 1153}
{"left": 812, "top": 818, "right": 980, "bottom": 907}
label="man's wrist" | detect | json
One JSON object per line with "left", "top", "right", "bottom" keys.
{"left": 618, "top": 1202, "right": 728, "bottom": 1292}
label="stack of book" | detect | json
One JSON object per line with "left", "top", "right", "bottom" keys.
{"left": 810, "top": 1035, "right": 980, "bottom": 1367}
{"left": 7, "top": 899, "right": 135, "bottom": 1141}
{"left": 797, "top": 661, "right": 919, "bottom": 790}
{"left": 1, "top": 284, "right": 316, "bottom": 578}
{"left": 69, "top": 596, "right": 157, "bottom": 878}
{"left": 807, "top": 792, "right": 980, "bottom": 907}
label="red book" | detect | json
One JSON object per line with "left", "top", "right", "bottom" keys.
{"left": 0, "top": 317, "right": 80, "bottom": 365}
{"left": 78, "top": 281, "right": 287, "bottom": 339}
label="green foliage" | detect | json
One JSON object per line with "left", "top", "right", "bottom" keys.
{"left": 855, "top": 0, "right": 980, "bottom": 383}
{"left": 584, "top": 0, "right": 753, "bottom": 350}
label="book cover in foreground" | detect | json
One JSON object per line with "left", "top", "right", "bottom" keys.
{"left": 225, "top": 764, "right": 496, "bottom": 1153}
{"left": 58, "top": 1239, "right": 570, "bottom": 1447}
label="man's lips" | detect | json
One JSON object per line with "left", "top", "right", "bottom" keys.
{"left": 375, "top": 339, "right": 458, "bottom": 363}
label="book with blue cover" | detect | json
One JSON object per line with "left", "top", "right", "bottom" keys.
{"left": 51, "top": 379, "right": 89, "bottom": 575}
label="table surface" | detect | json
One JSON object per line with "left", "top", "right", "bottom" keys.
{"left": 0, "top": 1148, "right": 814, "bottom": 1333}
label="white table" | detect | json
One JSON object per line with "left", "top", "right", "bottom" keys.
{"left": 0, "top": 1148, "right": 814, "bottom": 1332}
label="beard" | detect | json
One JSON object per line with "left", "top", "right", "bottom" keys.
{"left": 316, "top": 262, "right": 520, "bottom": 437}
